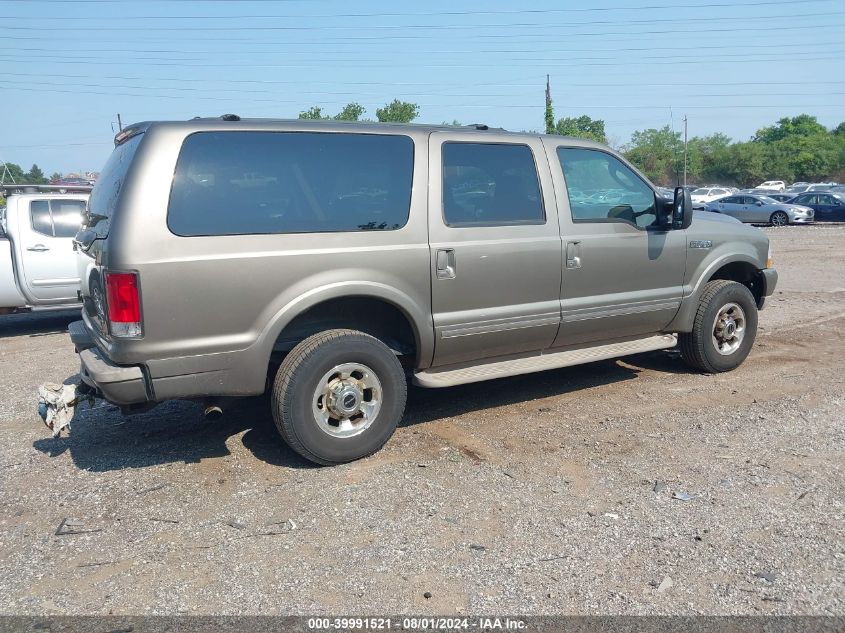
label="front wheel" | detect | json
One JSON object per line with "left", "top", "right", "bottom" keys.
{"left": 271, "top": 329, "right": 407, "bottom": 465}
{"left": 770, "top": 211, "right": 789, "bottom": 227}
{"left": 679, "top": 280, "right": 758, "bottom": 373}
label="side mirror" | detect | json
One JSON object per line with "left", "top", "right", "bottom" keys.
{"left": 673, "top": 187, "right": 692, "bottom": 229}
{"left": 755, "top": 201, "right": 763, "bottom": 206}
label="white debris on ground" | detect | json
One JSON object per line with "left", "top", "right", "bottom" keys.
{"left": 37, "top": 382, "right": 81, "bottom": 437}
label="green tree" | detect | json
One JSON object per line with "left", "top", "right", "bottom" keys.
{"left": 26, "top": 164, "right": 47, "bottom": 184}
{"left": 754, "top": 114, "right": 828, "bottom": 144}
{"left": 334, "top": 102, "right": 365, "bottom": 121}
{"left": 298, "top": 106, "right": 329, "bottom": 120}
{"left": 623, "top": 126, "right": 683, "bottom": 185}
{"left": 554, "top": 115, "right": 607, "bottom": 143}
{"left": 375, "top": 100, "right": 419, "bottom": 123}
{"left": 50, "top": 172, "right": 62, "bottom": 181}
{"left": 0, "top": 162, "right": 25, "bottom": 184}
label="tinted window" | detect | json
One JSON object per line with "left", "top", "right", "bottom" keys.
{"left": 441, "top": 142, "right": 544, "bottom": 227}
{"left": 557, "top": 147, "right": 657, "bottom": 228}
{"left": 30, "top": 200, "right": 53, "bottom": 236}
{"left": 721, "top": 196, "right": 739, "bottom": 204}
{"left": 88, "top": 133, "right": 142, "bottom": 222}
{"left": 168, "top": 132, "right": 414, "bottom": 236}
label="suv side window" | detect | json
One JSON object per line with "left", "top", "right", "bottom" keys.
{"left": 441, "top": 142, "right": 544, "bottom": 227}
{"left": 168, "top": 132, "right": 414, "bottom": 236}
{"left": 29, "top": 199, "right": 85, "bottom": 238}
{"left": 557, "top": 147, "right": 657, "bottom": 228}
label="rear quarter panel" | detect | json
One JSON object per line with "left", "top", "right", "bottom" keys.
{"left": 99, "top": 123, "right": 434, "bottom": 395}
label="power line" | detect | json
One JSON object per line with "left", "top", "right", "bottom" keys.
{"left": 3, "top": 50, "right": 842, "bottom": 68}
{"left": 5, "top": 12, "right": 841, "bottom": 31}
{"left": 0, "top": 0, "right": 828, "bottom": 11}
{"left": 3, "top": 71, "right": 842, "bottom": 89}
{"left": 4, "top": 84, "right": 843, "bottom": 110}
{"left": 4, "top": 77, "right": 844, "bottom": 100}
{"left": 3, "top": 39, "right": 842, "bottom": 58}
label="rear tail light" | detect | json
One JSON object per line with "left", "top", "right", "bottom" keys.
{"left": 104, "top": 271, "right": 142, "bottom": 338}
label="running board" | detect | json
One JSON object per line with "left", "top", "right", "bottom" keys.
{"left": 413, "top": 334, "right": 677, "bottom": 388}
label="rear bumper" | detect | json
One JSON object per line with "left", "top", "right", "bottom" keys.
{"left": 79, "top": 346, "right": 149, "bottom": 405}
{"left": 70, "top": 320, "right": 149, "bottom": 405}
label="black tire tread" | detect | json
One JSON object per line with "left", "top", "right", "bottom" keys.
{"left": 679, "top": 279, "right": 746, "bottom": 373}
{"left": 271, "top": 328, "right": 406, "bottom": 466}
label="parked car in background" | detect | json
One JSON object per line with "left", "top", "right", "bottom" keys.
{"left": 755, "top": 180, "right": 785, "bottom": 191}
{"left": 691, "top": 186, "right": 732, "bottom": 208}
{"left": 704, "top": 193, "right": 814, "bottom": 226}
{"left": 787, "top": 192, "right": 845, "bottom": 222}
{"left": 1, "top": 188, "right": 90, "bottom": 314}
{"left": 806, "top": 183, "right": 838, "bottom": 192}
{"left": 785, "top": 184, "right": 811, "bottom": 194}
{"left": 767, "top": 192, "right": 796, "bottom": 203}
{"left": 655, "top": 186, "right": 674, "bottom": 201}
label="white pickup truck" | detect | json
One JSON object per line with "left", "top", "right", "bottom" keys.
{"left": 1, "top": 187, "right": 90, "bottom": 315}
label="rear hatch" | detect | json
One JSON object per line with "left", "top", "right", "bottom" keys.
{"left": 76, "top": 129, "right": 145, "bottom": 339}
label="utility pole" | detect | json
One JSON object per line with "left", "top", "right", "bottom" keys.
{"left": 117, "top": 113, "right": 123, "bottom": 132}
{"left": 683, "top": 114, "right": 688, "bottom": 187}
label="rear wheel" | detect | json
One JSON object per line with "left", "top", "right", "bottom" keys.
{"left": 770, "top": 211, "right": 789, "bottom": 227}
{"left": 271, "top": 329, "right": 407, "bottom": 465}
{"left": 679, "top": 280, "right": 758, "bottom": 373}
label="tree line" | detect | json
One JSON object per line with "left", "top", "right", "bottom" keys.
{"left": 4, "top": 100, "right": 843, "bottom": 195}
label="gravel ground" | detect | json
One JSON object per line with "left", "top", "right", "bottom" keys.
{"left": 0, "top": 224, "right": 843, "bottom": 616}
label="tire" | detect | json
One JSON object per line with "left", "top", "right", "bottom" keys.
{"left": 271, "top": 329, "right": 407, "bottom": 465}
{"left": 679, "top": 280, "right": 758, "bottom": 374}
{"left": 770, "top": 211, "right": 789, "bottom": 227}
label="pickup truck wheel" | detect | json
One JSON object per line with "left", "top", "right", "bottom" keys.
{"left": 679, "top": 280, "right": 758, "bottom": 373}
{"left": 271, "top": 329, "right": 407, "bottom": 465}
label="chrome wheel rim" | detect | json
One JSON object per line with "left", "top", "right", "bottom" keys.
{"left": 312, "top": 363, "right": 382, "bottom": 438}
{"left": 712, "top": 302, "right": 746, "bottom": 355}
{"left": 771, "top": 212, "right": 788, "bottom": 226}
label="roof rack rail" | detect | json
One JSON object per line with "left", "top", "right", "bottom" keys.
{"left": 0, "top": 183, "right": 93, "bottom": 195}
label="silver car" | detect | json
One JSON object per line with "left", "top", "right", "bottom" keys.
{"left": 704, "top": 193, "right": 814, "bottom": 226}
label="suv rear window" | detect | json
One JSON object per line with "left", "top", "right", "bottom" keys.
{"left": 87, "top": 133, "right": 143, "bottom": 223}
{"left": 167, "top": 131, "right": 414, "bottom": 236}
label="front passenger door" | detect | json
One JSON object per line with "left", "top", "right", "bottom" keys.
{"left": 547, "top": 144, "right": 686, "bottom": 347}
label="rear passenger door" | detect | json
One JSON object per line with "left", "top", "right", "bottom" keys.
{"left": 428, "top": 133, "right": 562, "bottom": 366}
{"left": 546, "top": 143, "right": 686, "bottom": 347}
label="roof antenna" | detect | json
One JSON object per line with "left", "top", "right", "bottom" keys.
{"left": 220, "top": 114, "right": 241, "bottom": 121}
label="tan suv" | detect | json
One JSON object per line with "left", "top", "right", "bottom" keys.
{"left": 57, "top": 116, "right": 777, "bottom": 464}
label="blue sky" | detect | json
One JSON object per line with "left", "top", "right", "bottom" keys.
{"left": 1, "top": 0, "right": 843, "bottom": 175}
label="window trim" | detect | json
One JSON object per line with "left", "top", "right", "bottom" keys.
{"left": 555, "top": 145, "right": 660, "bottom": 232}
{"left": 166, "top": 130, "right": 416, "bottom": 238}
{"left": 440, "top": 140, "right": 547, "bottom": 229}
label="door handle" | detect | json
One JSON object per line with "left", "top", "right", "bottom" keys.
{"left": 436, "top": 248, "right": 456, "bottom": 279}
{"left": 566, "top": 241, "right": 582, "bottom": 269}
{"left": 27, "top": 244, "right": 50, "bottom": 252}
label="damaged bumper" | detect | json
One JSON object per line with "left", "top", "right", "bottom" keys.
{"left": 71, "top": 319, "right": 149, "bottom": 405}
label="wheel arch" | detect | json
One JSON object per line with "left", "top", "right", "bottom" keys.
{"left": 667, "top": 254, "right": 764, "bottom": 333}
{"left": 256, "top": 282, "right": 434, "bottom": 377}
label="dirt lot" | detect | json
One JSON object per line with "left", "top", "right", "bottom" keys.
{"left": 0, "top": 225, "right": 843, "bottom": 616}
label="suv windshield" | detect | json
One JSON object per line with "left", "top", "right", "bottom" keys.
{"left": 87, "top": 133, "right": 143, "bottom": 225}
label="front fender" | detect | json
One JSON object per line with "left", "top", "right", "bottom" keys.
{"left": 666, "top": 248, "right": 764, "bottom": 333}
